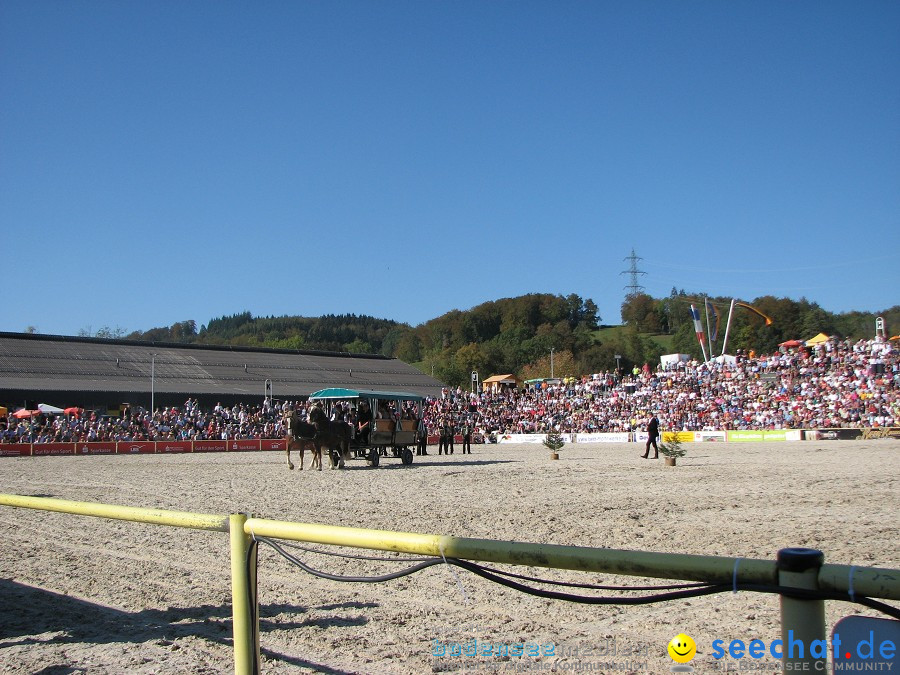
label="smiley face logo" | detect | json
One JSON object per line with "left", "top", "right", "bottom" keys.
{"left": 667, "top": 633, "right": 696, "bottom": 663}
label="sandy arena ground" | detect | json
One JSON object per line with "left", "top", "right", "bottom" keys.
{"left": 0, "top": 439, "right": 897, "bottom": 674}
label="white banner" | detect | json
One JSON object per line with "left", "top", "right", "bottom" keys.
{"left": 497, "top": 434, "right": 547, "bottom": 444}
{"left": 574, "top": 432, "right": 630, "bottom": 443}
{"left": 695, "top": 431, "right": 727, "bottom": 442}
{"left": 496, "top": 433, "right": 577, "bottom": 444}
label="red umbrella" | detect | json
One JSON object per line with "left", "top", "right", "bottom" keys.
{"left": 64, "top": 407, "right": 83, "bottom": 417}
{"left": 12, "top": 408, "right": 41, "bottom": 419}
{"left": 779, "top": 339, "right": 804, "bottom": 348}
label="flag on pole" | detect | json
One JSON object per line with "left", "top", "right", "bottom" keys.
{"left": 689, "top": 304, "right": 706, "bottom": 346}
{"left": 735, "top": 302, "right": 774, "bottom": 326}
{"left": 705, "top": 299, "right": 719, "bottom": 343}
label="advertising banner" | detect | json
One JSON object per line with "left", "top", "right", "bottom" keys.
{"left": 662, "top": 431, "right": 695, "bottom": 443}
{"left": 497, "top": 434, "right": 548, "bottom": 444}
{"left": 0, "top": 444, "right": 31, "bottom": 457}
{"left": 117, "top": 441, "right": 156, "bottom": 455}
{"left": 193, "top": 440, "right": 227, "bottom": 453}
{"left": 157, "top": 441, "right": 192, "bottom": 454}
{"left": 228, "top": 439, "right": 261, "bottom": 452}
{"left": 260, "top": 439, "right": 287, "bottom": 451}
{"left": 76, "top": 442, "right": 116, "bottom": 455}
{"left": 695, "top": 431, "right": 727, "bottom": 442}
{"left": 805, "top": 429, "right": 855, "bottom": 441}
{"left": 859, "top": 426, "right": 900, "bottom": 440}
{"left": 574, "top": 432, "right": 630, "bottom": 443}
{"left": 726, "top": 430, "right": 788, "bottom": 442}
{"left": 804, "top": 427, "right": 900, "bottom": 441}
{"left": 32, "top": 443, "right": 76, "bottom": 456}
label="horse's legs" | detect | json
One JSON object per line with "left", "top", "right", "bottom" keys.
{"left": 286, "top": 436, "right": 294, "bottom": 470}
{"left": 310, "top": 440, "right": 322, "bottom": 471}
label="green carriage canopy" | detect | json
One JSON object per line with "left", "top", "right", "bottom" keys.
{"left": 309, "top": 388, "right": 425, "bottom": 402}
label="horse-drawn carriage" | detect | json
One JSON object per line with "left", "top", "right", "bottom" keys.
{"left": 308, "top": 387, "right": 424, "bottom": 467}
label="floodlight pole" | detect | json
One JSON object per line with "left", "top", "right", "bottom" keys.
{"left": 151, "top": 354, "right": 157, "bottom": 413}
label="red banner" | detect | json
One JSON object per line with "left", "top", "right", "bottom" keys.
{"left": 228, "top": 439, "right": 261, "bottom": 452}
{"left": 32, "top": 443, "right": 75, "bottom": 456}
{"left": 0, "top": 444, "right": 31, "bottom": 457}
{"left": 76, "top": 442, "right": 116, "bottom": 455}
{"left": 117, "top": 441, "right": 156, "bottom": 455}
{"left": 156, "top": 441, "right": 192, "bottom": 454}
{"left": 193, "top": 440, "right": 227, "bottom": 453}
{"left": 261, "top": 439, "right": 287, "bottom": 451}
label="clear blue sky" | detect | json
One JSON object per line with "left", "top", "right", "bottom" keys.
{"left": 2, "top": 1, "right": 898, "bottom": 337}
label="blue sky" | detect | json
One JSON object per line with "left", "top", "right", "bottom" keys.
{"left": 2, "top": 1, "right": 897, "bottom": 337}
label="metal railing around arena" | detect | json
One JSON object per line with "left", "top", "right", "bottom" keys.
{"left": 0, "top": 493, "right": 897, "bottom": 674}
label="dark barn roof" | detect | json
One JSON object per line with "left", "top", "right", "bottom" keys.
{"left": 0, "top": 332, "right": 444, "bottom": 410}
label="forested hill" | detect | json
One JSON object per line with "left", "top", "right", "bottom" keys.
{"left": 120, "top": 294, "right": 602, "bottom": 384}
{"left": 125, "top": 312, "right": 402, "bottom": 354}
{"left": 113, "top": 292, "right": 896, "bottom": 388}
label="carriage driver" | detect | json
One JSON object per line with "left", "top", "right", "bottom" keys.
{"left": 356, "top": 400, "right": 372, "bottom": 445}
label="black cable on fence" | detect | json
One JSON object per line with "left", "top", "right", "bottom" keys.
{"left": 256, "top": 537, "right": 900, "bottom": 620}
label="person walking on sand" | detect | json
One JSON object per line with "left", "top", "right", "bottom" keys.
{"left": 642, "top": 413, "right": 659, "bottom": 459}
{"left": 416, "top": 418, "right": 428, "bottom": 456}
{"left": 461, "top": 420, "right": 472, "bottom": 454}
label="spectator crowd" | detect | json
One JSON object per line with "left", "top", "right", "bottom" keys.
{"left": 1, "top": 337, "right": 897, "bottom": 444}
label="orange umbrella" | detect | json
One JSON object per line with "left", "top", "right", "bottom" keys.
{"left": 12, "top": 408, "right": 41, "bottom": 419}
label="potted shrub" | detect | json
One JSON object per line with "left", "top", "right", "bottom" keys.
{"left": 658, "top": 432, "right": 687, "bottom": 466}
{"left": 543, "top": 430, "right": 565, "bottom": 460}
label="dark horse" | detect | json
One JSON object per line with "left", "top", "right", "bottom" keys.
{"left": 283, "top": 411, "right": 322, "bottom": 470}
{"left": 308, "top": 406, "right": 352, "bottom": 469}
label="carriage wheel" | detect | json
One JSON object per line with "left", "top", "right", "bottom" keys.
{"left": 367, "top": 448, "right": 380, "bottom": 467}
{"left": 401, "top": 448, "right": 413, "bottom": 465}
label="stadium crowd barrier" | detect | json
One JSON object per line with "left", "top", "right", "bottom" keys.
{"left": 0, "top": 439, "right": 287, "bottom": 457}
{"left": 1, "top": 428, "right": 898, "bottom": 457}
{"left": 0, "top": 493, "right": 897, "bottom": 674}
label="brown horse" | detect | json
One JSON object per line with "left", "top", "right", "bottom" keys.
{"left": 308, "top": 406, "right": 352, "bottom": 469}
{"left": 283, "top": 411, "right": 322, "bottom": 470}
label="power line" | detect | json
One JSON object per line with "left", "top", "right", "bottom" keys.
{"left": 620, "top": 248, "right": 647, "bottom": 297}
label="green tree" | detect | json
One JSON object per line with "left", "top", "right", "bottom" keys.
{"left": 344, "top": 339, "right": 374, "bottom": 354}
{"left": 455, "top": 342, "right": 488, "bottom": 376}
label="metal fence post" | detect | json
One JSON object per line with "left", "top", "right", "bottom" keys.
{"left": 230, "top": 513, "right": 259, "bottom": 675}
{"left": 778, "top": 547, "right": 826, "bottom": 671}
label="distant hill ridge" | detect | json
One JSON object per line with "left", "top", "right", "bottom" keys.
{"left": 79, "top": 292, "right": 895, "bottom": 388}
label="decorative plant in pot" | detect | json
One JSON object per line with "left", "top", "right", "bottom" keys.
{"left": 658, "top": 432, "right": 687, "bottom": 466}
{"left": 543, "top": 429, "right": 565, "bottom": 460}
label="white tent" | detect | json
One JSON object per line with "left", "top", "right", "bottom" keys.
{"left": 38, "top": 403, "right": 65, "bottom": 414}
{"left": 660, "top": 353, "right": 691, "bottom": 368}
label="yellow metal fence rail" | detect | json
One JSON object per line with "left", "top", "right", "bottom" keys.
{"left": 1, "top": 493, "right": 897, "bottom": 674}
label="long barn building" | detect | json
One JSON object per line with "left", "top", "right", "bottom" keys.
{"left": 0, "top": 332, "right": 444, "bottom": 413}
